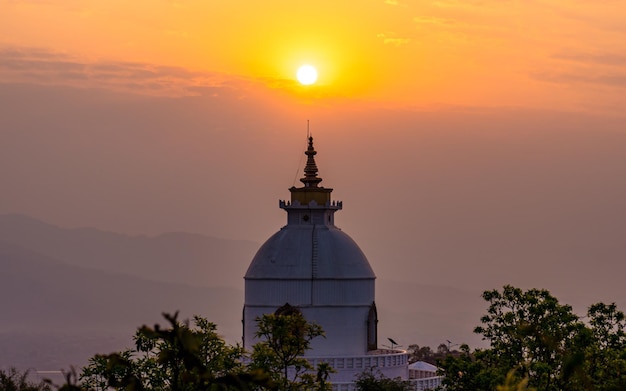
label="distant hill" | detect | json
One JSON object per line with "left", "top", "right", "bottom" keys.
{"left": 0, "top": 214, "right": 259, "bottom": 288}
{"left": 0, "top": 240, "right": 242, "bottom": 331}
{"left": 0, "top": 240, "right": 243, "bottom": 370}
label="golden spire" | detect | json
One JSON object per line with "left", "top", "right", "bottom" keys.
{"left": 288, "top": 135, "right": 333, "bottom": 206}
{"left": 300, "top": 136, "right": 323, "bottom": 188}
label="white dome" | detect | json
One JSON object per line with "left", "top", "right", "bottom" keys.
{"left": 245, "top": 224, "right": 375, "bottom": 280}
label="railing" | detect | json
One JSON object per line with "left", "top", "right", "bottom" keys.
{"left": 409, "top": 376, "right": 444, "bottom": 391}
{"left": 279, "top": 199, "right": 343, "bottom": 209}
{"left": 306, "top": 349, "right": 408, "bottom": 371}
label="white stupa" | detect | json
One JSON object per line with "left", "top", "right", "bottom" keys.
{"left": 243, "top": 137, "right": 408, "bottom": 390}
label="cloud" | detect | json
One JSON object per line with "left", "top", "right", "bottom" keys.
{"left": 0, "top": 46, "right": 236, "bottom": 97}
{"left": 530, "top": 70, "right": 626, "bottom": 88}
{"left": 376, "top": 32, "right": 411, "bottom": 46}
{"left": 531, "top": 50, "right": 626, "bottom": 89}
{"left": 553, "top": 52, "right": 626, "bottom": 67}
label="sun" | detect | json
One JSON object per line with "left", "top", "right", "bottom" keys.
{"left": 296, "top": 64, "right": 318, "bottom": 85}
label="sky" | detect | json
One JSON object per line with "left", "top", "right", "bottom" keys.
{"left": 3, "top": 0, "right": 626, "bottom": 111}
{"left": 2, "top": 0, "right": 626, "bottom": 324}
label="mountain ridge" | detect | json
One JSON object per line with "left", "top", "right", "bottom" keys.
{"left": 0, "top": 213, "right": 259, "bottom": 288}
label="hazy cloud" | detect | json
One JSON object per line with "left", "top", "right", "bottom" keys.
{"left": 531, "top": 70, "right": 626, "bottom": 88}
{"left": 531, "top": 50, "right": 626, "bottom": 89}
{"left": 0, "top": 46, "right": 233, "bottom": 97}
{"left": 553, "top": 51, "right": 626, "bottom": 67}
{"left": 376, "top": 32, "right": 412, "bottom": 46}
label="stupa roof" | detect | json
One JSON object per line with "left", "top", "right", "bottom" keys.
{"left": 245, "top": 225, "right": 375, "bottom": 279}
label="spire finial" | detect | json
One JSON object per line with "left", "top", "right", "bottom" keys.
{"left": 300, "top": 136, "right": 323, "bottom": 188}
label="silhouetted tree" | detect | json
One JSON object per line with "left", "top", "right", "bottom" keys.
{"left": 248, "top": 312, "right": 329, "bottom": 391}
{"left": 581, "top": 303, "right": 626, "bottom": 390}
{"left": 407, "top": 343, "right": 460, "bottom": 364}
{"left": 81, "top": 311, "right": 334, "bottom": 391}
{"left": 80, "top": 312, "right": 274, "bottom": 391}
{"left": 438, "top": 285, "right": 626, "bottom": 391}
{"left": 354, "top": 370, "right": 410, "bottom": 391}
{"left": 0, "top": 368, "right": 50, "bottom": 391}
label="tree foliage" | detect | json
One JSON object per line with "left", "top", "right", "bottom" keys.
{"left": 80, "top": 311, "right": 333, "bottom": 391}
{"left": 80, "top": 312, "right": 274, "bottom": 391}
{"left": 0, "top": 368, "right": 51, "bottom": 391}
{"left": 248, "top": 312, "right": 329, "bottom": 391}
{"left": 406, "top": 343, "right": 461, "bottom": 365}
{"left": 354, "top": 370, "right": 411, "bottom": 391}
{"left": 584, "top": 303, "right": 626, "bottom": 390}
{"left": 438, "top": 285, "right": 626, "bottom": 391}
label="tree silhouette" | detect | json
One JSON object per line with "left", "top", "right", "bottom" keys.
{"left": 248, "top": 312, "right": 328, "bottom": 391}
{"left": 80, "top": 312, "right": 274, "bottom": 391}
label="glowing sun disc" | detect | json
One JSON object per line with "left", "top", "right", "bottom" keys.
{"left": 297, "top": 65, "right": 318, "bottom": 85}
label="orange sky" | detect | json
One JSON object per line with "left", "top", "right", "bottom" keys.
{"left": 2, "top": 0, "right": 626, "bottom": 113}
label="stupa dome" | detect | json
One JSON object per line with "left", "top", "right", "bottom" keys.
{"left": 245, "top": 224, "right": 375, "bottom": 280}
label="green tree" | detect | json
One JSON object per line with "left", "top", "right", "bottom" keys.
{"left": 473, "top": 285, "right": 585, "bottom": 390}
{"left": 354, "top": 370, "right": 410, "bottom": 391}
{"left": 407, "top": 343, "right": 461, "bottom": 365}
{"left": 439, "top": 286, "right": 626, "bottom": 391}
{"left": 248, "top": 312, "right": 328, "bottom": 391}
{"left": 437, "top": 344, "right": 502, "bottom": 391}
{"left": 0, "top": 368, "right": 51, "bottom": 391}
{"left": 80, "top": 351, "right": 135, "bottom": 391}
{"left": 582, "top": 303, "right": 626, "bottom": 390}
{"left": 407, "top": 345, "right": 432, "bottom": 364}
{"left": 495, "top": 371, "right": 535, "bottom": 391}
{"left": 80, "top": 312, "right": 273, "bottom": 391}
